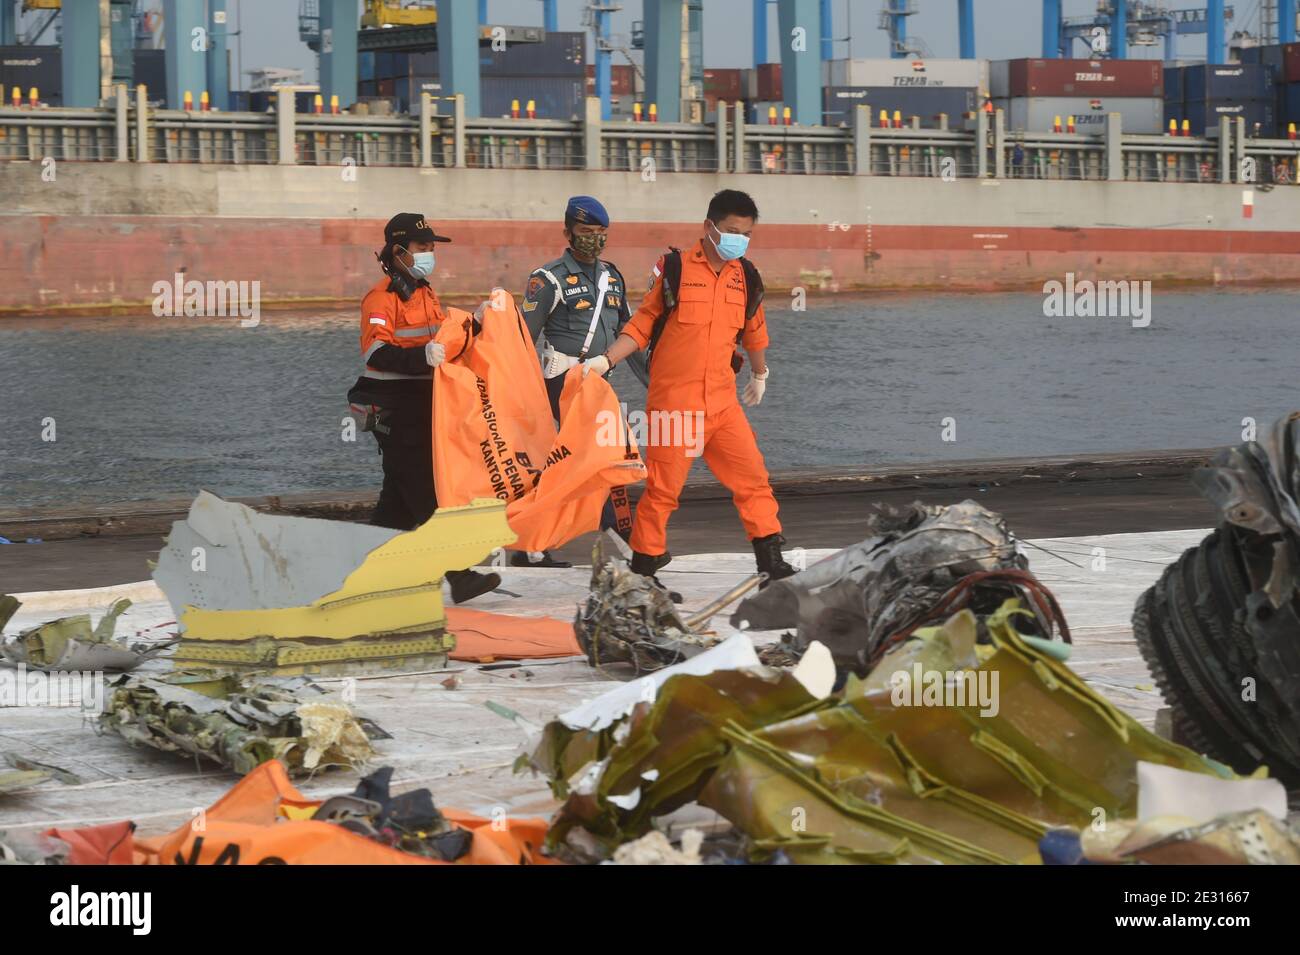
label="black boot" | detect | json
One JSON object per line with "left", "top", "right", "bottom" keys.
{"left": 629, "top": 551, "right": 683, "bottom": 604}
{"left": 752, "top": 533, "right": 797, "bottom": 588}
{"left": 445, "top": 568, "right": 501, "bottom": 604}
{"left": 508, "top": 550, "right": 573, "bottom": 569}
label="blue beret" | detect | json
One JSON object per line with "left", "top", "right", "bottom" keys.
{"left": 565, "top": 195, "right": 609, "bottom": 227}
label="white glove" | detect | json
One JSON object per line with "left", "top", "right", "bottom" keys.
{"left": 742, "top": 367, "right": 769, "bottom": 406}
{"left": 582, "top": 354, "right": 611, "bottom": 378}
{"left": 425, "top": 341, "right": 446, "bottom": 367}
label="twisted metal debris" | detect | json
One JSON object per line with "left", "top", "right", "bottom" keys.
{"left": 1134, "top": 412, "right": 1300, "bottom": 785}
{"left": 573, "top": 532, "right": 760, "bottom": 673}
{"left": 99, "top": 671, "right": 381, "bottom": 777}
{"left": 0, "top": 597, "right": 173, "bottom": 672}
{"left": 731, "top": 501, "right": 1066, "bottom": 673}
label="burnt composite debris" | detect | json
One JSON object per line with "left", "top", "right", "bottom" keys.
{"left": 99, "top": 670, "right": 382, "bottom": 777}
{"left": 731, "top": 501, "right": 1070, "bottom": 673}
{"left": 1135, "top": 412, "right": 1300, "bottom": 786}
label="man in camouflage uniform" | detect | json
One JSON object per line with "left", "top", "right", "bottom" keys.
{"left": 517, "top": 196, "right": 647, "bottom": 566}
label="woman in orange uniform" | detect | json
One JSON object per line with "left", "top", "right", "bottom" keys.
{"left": 346, "top": 212, "right": 499, "bottom": 604}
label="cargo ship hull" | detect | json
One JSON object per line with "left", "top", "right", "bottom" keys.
{"left": 4, "top": 164, "right": 1300, "bottom": 314}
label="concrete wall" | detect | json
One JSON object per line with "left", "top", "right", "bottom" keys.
{"left": 3, "top": 163, "right": 1300, "bottom": 313}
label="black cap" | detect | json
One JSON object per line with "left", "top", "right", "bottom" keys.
{"left": 384, "top": 212, "right": 451, "bottom": 246}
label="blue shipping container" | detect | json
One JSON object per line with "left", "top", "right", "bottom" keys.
{"left": 1184, "top": 98, "right": 1275, "bottom": 135}
{"left": 1183, "top": 63, "right": 1272, "bottom": 101}
{"left": 1237, "top": 44, "right": 1285, "bottom": 73}
{"left": 823, "top": 85, "right": 976, "bottom": 126}
{"left": 481, "top": 75, "right": 583, "bottom": 118}
{"left": 1163, "top": 66, "right": 1183, "bottom": 104}
{"left": 480, "top": 32, "right": 584, "bottom": 77}
{"left": 1282, "top": 83, "right": 1300, "bottom": 129}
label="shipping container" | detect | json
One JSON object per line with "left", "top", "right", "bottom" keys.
{"left": 585, "top": 63, "right": 634, "bottom": 96}
{"left": 1285, "top": 42, "right": 1300, "bottom": 83}
{"left": 992, "top": 58, "right": 1162, "bottom": 98}
{"left": 358, "top": 51, "right": 375, "bottom": 82}
{"left": 481, "top": 31, "right": 584, "bottom": 77}
{"left": 703, "top": 67, "right": 742, "bottom": 100}
{"left": 410, "top": 51, "right": 438, "bottom": 74}
{"left": 1282, "top": 82, "right": 1300, "bottom": 129}
{"left": 1163, "top": 65, "right": 1182, "bottom": 105}
{"left": 1182, "top": 98, "right": 1276, "bottom": 136}
{"left": 407, "top": 74, "right": 445, "bottom": 109}
{"left": 375, "top": 52, "right": 397, "bottom": 81}
{"left": 747, "top": 100, "right": 785, "bottom": 124}
{"left": 756, "top": 62, "right": 782, "bottom": 101}
{"left": 0, "top": 45, "right": 61, "bottom": 105}
{"left": 994, "top": 96, "right": 1164, "bottom": 134}
{"left": 133, "top": 48, "right": 166, "bottom": 105}
{"left": 823, "top": 85, "right": 976, "bottom": 126}
{"left": 825, "top": 57, "right": 987, "bottom": 91}
{"left": 1181, "top": 64, "right": 1272, "bottom": 101}
{"left": 1237, "top": 43, "right": 1285, "bottom": 74}
{"left": 481, "top": 75, "right": 583, "bottom": 118}
{"left": 740, "top": 67, "right": 756, "bottom": 99}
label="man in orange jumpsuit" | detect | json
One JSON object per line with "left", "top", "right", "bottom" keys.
{"left": 583, "top": 189, "right": 796, "bottom": 597}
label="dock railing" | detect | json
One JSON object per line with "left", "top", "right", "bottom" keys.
{"left": 1, "top": 89, "right": 1297, "bottom": 186}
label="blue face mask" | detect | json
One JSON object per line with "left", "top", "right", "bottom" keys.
{"left": 408, "top": 250, "right": 435, "bottom": 278}
{"left": 708, "top": 221, "right": 750, "bottom": 260}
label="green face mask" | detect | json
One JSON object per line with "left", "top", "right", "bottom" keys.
{"left": 569, "top": 231, "right": 608, "bottom": 259}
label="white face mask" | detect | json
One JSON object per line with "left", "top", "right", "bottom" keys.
{"left": 408, "top": 251, "right": 435, "bottom": 278}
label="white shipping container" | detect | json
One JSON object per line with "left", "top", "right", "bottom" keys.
{"left": 994, "top": 96, "right": 1164, "bottom": 134}
{"left": 990, "top": 60, "right": 1010, "bottom": 98}
{"left": 826, "top": 57, "right": 988, "bottom": 92}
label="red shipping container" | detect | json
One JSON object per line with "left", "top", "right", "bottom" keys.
{"left": 1007, "top": 58, "right": 1161, "bottom": 97}
{"left": 757, "top": 62, "right": 782, "bottom": 101}
{"left": 584, "top": 64, "right": 634, "bottom": 96}
{"left": 703, "top": 67, "right": 742, "bottom": 100}
{"left": 1285, "top": 43, "right": 1300, "bottom": 83}
{"left": 376, "top": 78, "right": 395, "bottom": 97}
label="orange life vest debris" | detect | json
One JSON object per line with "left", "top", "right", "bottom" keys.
{"left": 447, "top": 606, "right": 581, "bottom": 661}
{"left": 131, "top": 760, "right": 554, "bottom": 865}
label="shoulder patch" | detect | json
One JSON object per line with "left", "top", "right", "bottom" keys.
{"left": 525, "top": 275, "right": 546, "bottom": 300}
